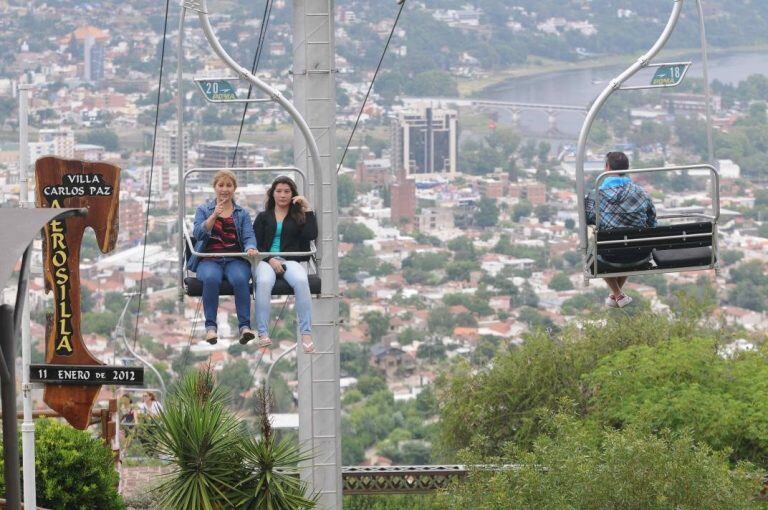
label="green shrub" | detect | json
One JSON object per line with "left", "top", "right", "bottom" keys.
{"left": 1, "top": 418, "right": 124, "bottom": 509}
{"left": 585, "top": 338, "right": 768, "bottom": 466}
{"left": 446, "top": 414, "right": 763, "bottom": 510}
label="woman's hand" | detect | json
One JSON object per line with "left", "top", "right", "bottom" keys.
{"left": 269, "top": 258, "right": 285, "bottom": 274}
{"left": 213, "top": 199, "right": 226, "bottom": 218}
{"left": 246, "top": 248, "right": 258, "bottom": 257}
{"left": 292, "top": 195, "right": 311, "bottom": 211}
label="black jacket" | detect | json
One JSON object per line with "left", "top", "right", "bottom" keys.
{"left": 253, "top": 210, "right": 318, "bottom": 262}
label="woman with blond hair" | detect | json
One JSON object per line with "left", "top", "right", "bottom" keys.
{"left": 188, "top": 170, "right": 264, "bottom": 345}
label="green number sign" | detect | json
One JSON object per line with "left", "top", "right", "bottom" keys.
{"left": 650, "top": 64, "right": 689, "bottom": 87}
{"left": 198, "top": 79, "right": 238, "bottom": 101}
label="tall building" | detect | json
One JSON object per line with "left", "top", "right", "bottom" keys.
{"left": 198, "top": 140, "right": 259, "bottom": 168}
{"left": 390, "top": 169, "right": 416, "bottom": 227}
{"left": 83, "top": 36, "right": 105, "bottom": 82}
{"left": 157, "top": 123, "right": 190, "bottom": 171}
{"left": 65, "top": 26, "right": 109, "bottom": 83}
{"left": 38, "top": 129, "right": 75, "bottom": 158}
{"left": 391, "top": 104, "right": 458, "bottom": 178}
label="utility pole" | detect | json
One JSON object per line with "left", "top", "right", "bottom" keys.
{"left": 292, "top": 1, "right": 342, "bottom": 508}
{"left": 18, "top": 82, "right": 37, "bottom": 510}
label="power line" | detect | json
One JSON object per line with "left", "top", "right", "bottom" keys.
{"left": 131, "top": 0, "right": 172, "bottom": 348}
{"left": 337, "top": 0, "right": 406, "bottom": 173}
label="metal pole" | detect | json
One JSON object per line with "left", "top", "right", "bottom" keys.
{"left": 293, "top": 1, "right": 342, "bottom": 507}
{"left": 177, "top": 8, "right": 187, "bottom": 302}
{"left": 190, "top": 0, "right": 324, "bottom": 246}
{"left": 575, "top": 0, "right": 684, "bottom": 253}
{"left": 117, "top": 293, "right": 166, "bottom": 396}
{"left": 0, "top": 304, "right": 21, "bottom": 510}
{"left": 18, "top": 82, "right": 37, "bottom": 510}
{"left": 695, "top": 0, "right": 715, "bottom": 166}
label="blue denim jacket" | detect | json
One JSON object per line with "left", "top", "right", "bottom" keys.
{"left": 187, "top": 200, "right": 257, "bottom": 271}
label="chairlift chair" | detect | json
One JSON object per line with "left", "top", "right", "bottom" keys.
{"left": 574, "top": 0, "right": 720, "bottom": 281}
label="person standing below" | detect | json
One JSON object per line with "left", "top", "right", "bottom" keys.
{"left": 585, "top": 151, "right": 657, "bottom": 308}
{"left": 140, "top": 392, "right": 163, "bottom": 417}
{"left": 189, "top": 170, "right": 262, "bottom": 345}
{"left": 253, "top": 176, "right": 318, "bottom": 353}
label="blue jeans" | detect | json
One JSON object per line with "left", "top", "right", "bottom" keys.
{"left": 254, "top": 259, "right": 312, "bottom": 336}
{"left": 196, "top": 258, "right": 252, "bottom": 330}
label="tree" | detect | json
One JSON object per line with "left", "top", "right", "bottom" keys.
{"left": 445, "top": 261, "right": 474, "bottom": 282}
{"left": 448, "top": 414, "right": 761, "bottom": 510}
{"left": 474, "top": 197, "right": 499, "bottom": 228}
{"left": 511, "top": 199, "right": 533, "bottom": 222}
{"left": 338, "top": 174, "right": 356, "bottom": 207}
{"left": 405, "top": 70, "right": 459, "bottom": 96}
{"left": 339, "top": 222, "right": 375, "bottom": 244}
{"left": 585, "top": 337, "right": 768, "bottom": 466}
{"left": 217, "top": 359, "right": 252, "bottom": 405}
{"left": 447, "top": 236, "right": 477, "bottom": 262}
{"left": 82, "top": 311, "right": 118, "bottom": 336}
{"left": 427, "top": 306, "right": 455, "bottom": 336}
{"left": 364, "top": 311, "right": 390, "bottom": 343}
{"left": 548, "top": 272, "right": 573, "bottom": 291}
{"left": 0, "top": 418, "right": 123, "bottom": 510}
{"left": 534, "top": 204, "right": 555, "bottom": 223}
{"left": 81, "top": 128, "right": 119, "bottom": 151}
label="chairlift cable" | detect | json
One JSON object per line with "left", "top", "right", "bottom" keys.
{"left": 337, "top": 0, "right": 406, "bottom": 174}
{"left": 179, "top": 299, "right": 202, "bottom": 372}
{"left": 131, "top": 0, "right": 172, "bottom": 348}
{"left": 233, "top": 0, "right": 274, "bottom": 166}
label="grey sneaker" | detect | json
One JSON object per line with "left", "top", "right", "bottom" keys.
{"left": 205, "top": 328, "right": 218, "bottom": 345}
{"left": 239, "top": 327, "right": 256, "bottom": 345}
{"left": 256, "top": 335, "right": 272, "bottom": 349}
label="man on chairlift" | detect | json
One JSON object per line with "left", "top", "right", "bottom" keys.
{"left": 585, "top": 151, "right": 656, "bottom": 308}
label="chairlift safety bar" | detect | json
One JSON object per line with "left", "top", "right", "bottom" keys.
{"left": 596, "top": 232, "right": 712, "bottom": 246}
{"left": 182, "top": 221, "right": 316, "bottom": 261}
{"left": 594, "top": 164, "right": 720, "bottom": 229}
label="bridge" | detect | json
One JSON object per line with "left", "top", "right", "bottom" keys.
{"left": 402, "top": 97, "right": 588, "bottom": 135}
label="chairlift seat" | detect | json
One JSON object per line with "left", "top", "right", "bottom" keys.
{"left": 652, "top": 246, "right": 713, "bottom": 268}
{"left": 184, "top": 236, "right": 321, "bottom": 297}
{"left": 184, "top": 274, "right": 321, "bottom": 297}
{"left": 591, "top": 221, "right": 715, "bottom": 275}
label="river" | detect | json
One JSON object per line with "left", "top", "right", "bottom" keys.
{"left": 482, "top": 52, "right": 768, "bottom": 139}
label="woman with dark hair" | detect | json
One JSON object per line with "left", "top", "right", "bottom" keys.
{"left": 253, "top": 176, "right": 318, "bottom": 352}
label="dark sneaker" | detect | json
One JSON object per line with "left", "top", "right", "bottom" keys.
{"left": 239, "top": 327, "right": 256, "bottom": 345}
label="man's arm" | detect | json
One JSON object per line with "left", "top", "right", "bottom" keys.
{"left": 585, "top": 192, "right": 596, "bottom": 225}
{"left": 647, "top": 195, "right": 657, "bottom": 227}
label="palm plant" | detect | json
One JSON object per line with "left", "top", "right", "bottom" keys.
{"left": 146, "top": 368, "right": 316, "bottom": 509}
{"left": 145, "top": 367, "right": 249, "bottom": 509}
{"left": 235, "top": 388, "right": 317, "bottom": 510}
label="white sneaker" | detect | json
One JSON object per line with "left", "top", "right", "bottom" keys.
{"left": 615, "top": 294, "right": 633, "bottom": 308}
{"left": 605, "top": 295, "right": 619, "bottom": 308}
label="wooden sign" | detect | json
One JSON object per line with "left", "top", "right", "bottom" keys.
{"left": 35, "top": 156, "right": 120, "bottom": 430}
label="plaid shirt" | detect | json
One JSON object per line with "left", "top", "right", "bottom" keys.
{"left": 585, "top": 180, "right": 657, "bottom": 230}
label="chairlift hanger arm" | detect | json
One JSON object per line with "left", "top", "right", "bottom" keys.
{"left": 575, "top": 0, "right": 684, "bottom": 253}
{"left": 185, "top": 0, "right": 323, "bottom": 236}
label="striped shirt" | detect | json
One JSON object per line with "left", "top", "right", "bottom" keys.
{"left": 206, "top": 216, "right": 239, "bottom": 253}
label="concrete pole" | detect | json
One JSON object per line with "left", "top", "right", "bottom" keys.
{"left": 292, "top": 1, "right": 342, "bottom": 508}
{"left": 18, "top": 82, "right": 37, "bottom": 510}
